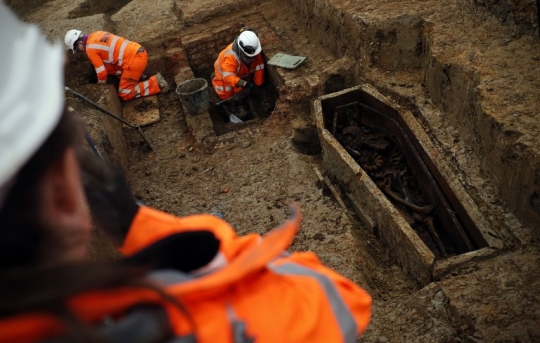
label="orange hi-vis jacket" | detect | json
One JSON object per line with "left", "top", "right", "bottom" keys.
{"left": 85, "top": 31, "right": 141, "bottom": 84}
{"left": 212, "top": 42, "right": 265, "bottom": 100}
{"left": 0, "top": 206, "right": 372, "bottom": 343}
{"left": 85, "top": 31, "right": 161, "bottom": 101}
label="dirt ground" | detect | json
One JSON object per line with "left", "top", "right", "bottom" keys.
{"left": 9, "top": 0, "right": 540, "bottom": 341}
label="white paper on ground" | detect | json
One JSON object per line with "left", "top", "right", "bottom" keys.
{"left": 229, "top": 114, "right": 243, "bottom": 124}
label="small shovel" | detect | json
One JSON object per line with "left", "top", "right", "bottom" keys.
{"left": 65, "top": 87, "right": 153, "bottom": 150}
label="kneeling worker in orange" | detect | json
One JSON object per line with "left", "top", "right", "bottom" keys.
{"left": 212, "top": 28, "right": 265, "bottom": 121}
{"left": 64, "top": 29, "right": 169, "bottom": 101}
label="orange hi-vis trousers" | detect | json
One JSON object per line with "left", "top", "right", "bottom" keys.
{"left": 117, "top": 50, "right": 161, "bottom": 101}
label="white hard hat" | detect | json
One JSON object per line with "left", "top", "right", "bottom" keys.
{"left": 64, "top": 29, "right": 82, "bottom": 53}
{"left": 238, "top": 30, "right": 261, "bottom": 57}
{"left": 0, "top": 3, "right": 65, "bottom": 205}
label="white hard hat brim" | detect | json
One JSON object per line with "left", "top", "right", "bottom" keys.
{"left": 0, "top": 4, "right": 65, "bottom": 190}
{"left": 65, "top": 29, "right": 82, "bottom": 54}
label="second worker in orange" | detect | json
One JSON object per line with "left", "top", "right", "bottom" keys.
{"left": 64, "top": 29, "right": 169, "bottom": 101}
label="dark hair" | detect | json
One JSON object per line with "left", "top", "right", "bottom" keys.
{"left": 0, "top": 108, "right": 174, "bottom": 340}
{"left": 0, "top": 107, "right": 82, "bottom": 268}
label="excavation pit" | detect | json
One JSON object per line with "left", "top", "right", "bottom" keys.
{"left": 179, "top": 24, "right": 279, "bottom": 137}
{"left": 205, "top": 82, "right": 278, "bottom": 136}
{"left": 200, "top": 74, "right": 278, "bottom": 136}
{"left": 314, "top": 85, "right": 499, "bottom": 284}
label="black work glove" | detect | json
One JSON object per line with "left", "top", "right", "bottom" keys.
{"left": 78, "top": 151, "right": 139, "bottom": 246}
{"left": 236, "top": 79, "right": 246, "bottom": 88}
{"left": 236, "top": 80, "right": 255, "bottom": 89}
{"left": 87, "top": 64, "right": 99, "bottom": 84}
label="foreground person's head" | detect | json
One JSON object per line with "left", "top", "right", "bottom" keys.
{"left": 0, "top": 4, "right": 91, "bottom": 269}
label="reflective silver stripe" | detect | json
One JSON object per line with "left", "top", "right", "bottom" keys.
{"left": 119, "top": 89, "right": 131, "bottom": 94}
{"left": 227, "top": 305, "right": 255, "bottom": 343}
{"left": 108, "top": 35, "right": 120, "bottom": 63}
{"left": 222, "top": 71, "right": 235, "bottom": 77}
{"left": 142, "top": 80, "right": 150, "bottom": 96}
{"left": 215, "top": 49, "right": 241, "bottom": 77}
{"left": 269, "top": 262, "right": 358, "bottom": 342}
{"left": 224, "top": 49, "right": 241, "bottom": 73}
{"left": 214, "top": 60, "right": 222, "bottom": 74}
{"left": 117, "top": 39, "right": 130, "bottom": 66}
{"left": 214, "top": 85, "right": 232, "bottom": 92}
{"left": 95, "top": 65, "right": 105, "bottom": 74}
{"left": 148, "top": 269, "right": 194, "bottom": 285}
{"left": 87, "top": 35, "right": 124, "bottom": 64}
{"left": 86, "top": 44, "right": 108, "bottom": 51}
{"left": 254, "top": 63, "right": 264, "bottom": 71}
{"left": 87, "top": 44, "right": 112, "bottom": 62}
{"left": 115, "top": 70, "right": 122, "bottom": 75}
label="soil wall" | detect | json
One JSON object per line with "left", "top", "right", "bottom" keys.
{"left": 4, "top": 0, "right": 51, "bottom": 17}
{"left": 285, "top": 0, "right": 424, "bottom": 71}
{"left": 284, "top": 0, "right": 540, "bottom": 237}
{"left": 422, "top": 28, "right": 540, "bottom": 237}
{"left": 472, "top": 0, "right": 539, "bottom": 35}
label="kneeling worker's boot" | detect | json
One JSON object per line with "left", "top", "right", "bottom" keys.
{"left": 156, "top": 72, "right": 169, "bottom": 94}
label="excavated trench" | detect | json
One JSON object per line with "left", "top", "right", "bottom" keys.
{"left": 35, "top": 0, "right": 533, "bottom": 288}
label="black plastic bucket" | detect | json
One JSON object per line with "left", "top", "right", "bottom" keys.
{"left": 175, "top": 78, "right": 210, "bottom": 115}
